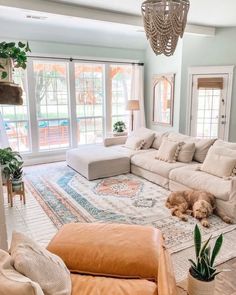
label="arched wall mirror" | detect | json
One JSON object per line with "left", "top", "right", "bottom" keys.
{"left": 152, "top": 74, "right": 175, "bottom": 126}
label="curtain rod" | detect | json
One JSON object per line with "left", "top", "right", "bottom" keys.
{"left": 28, "top": 55, "right": 144, "bottom": 66}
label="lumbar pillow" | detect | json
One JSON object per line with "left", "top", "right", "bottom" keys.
{"left": 0, "top": 250, "right": 44, "bottom": 295}
{"left": 124, "top": 136, "right": 145, "bottom": 150}
{"left": 131, "top": 127, "right": 155, "bottom": 149}
{"left": 178, "top": 142, "right": 195, "bottom": 163}
{"left": 156, "top": 139, "right": 181, "bottom": 163}
{"left": 201, "top": 147, "right": 236, "bottom": 178}
{"left": 10, "top": 232, "right": 71, "bottom": 295}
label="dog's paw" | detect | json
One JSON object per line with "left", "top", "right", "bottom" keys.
{"left": 181, "top": 215, "right": 188, "bottom": 222}
{"left": 201, "top": 219, "right": 210, "bottom": 228}
{"left": 223, "top": 216, "right": 233, "bottom": 224}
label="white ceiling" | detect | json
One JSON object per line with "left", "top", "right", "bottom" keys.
{"left": 50, "top": 0, "right": 236, "bottom": 27}
{"left": 0, "top": 7, "right": 146, "bottom": 49}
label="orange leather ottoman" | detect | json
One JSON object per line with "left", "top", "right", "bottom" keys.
{"left": 47, "top": 223, "right": 177, "bottom": 295}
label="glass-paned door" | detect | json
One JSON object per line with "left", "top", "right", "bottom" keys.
{"left": 33, "top": 61, "right": 70, "bottom": 150}
{"left": 110, "top": 65, "right": 132, "bottom": 130}
{"left": 0, "top": 69, "right": 30, "bottom": 152}
{"left": 190, "top": 75, "right": 228, "bottom": 139}
{"left": 74, "top": 63, "right": 104, "bottom": 144}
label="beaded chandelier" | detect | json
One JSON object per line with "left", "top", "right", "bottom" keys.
{"left": 141, "top": 0, "right": 190, "bottom": 56}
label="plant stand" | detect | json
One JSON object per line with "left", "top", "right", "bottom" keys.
{"left": 7, "top": 180, "right": 26, "bottom": 207}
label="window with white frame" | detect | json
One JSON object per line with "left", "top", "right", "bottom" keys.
{"left": 1, "top": 58, "right": 140, "bottom": 156}
{"left": 0, "top": 69, "right": 30, "bottom": 152}
{"left": 33, "top": 61, "right": 70, "bottom": 150}
{"left": 75, "top": 63, "right": 104, "bottom": 144}
{"left": 110, "top": 65, "right": 131, "bottom": 129}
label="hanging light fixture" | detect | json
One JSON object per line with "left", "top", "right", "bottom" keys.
{"left": 141, "top": 0, "right": 190, "bottom": 56}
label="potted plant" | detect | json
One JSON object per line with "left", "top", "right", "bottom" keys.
{"left": 9, "top": 161, "right": 24, "bottom": 192}
{"left": 0, "top": 41, "right": 31, "bottom": 82}
{"left": 0, "top": 147, "right": 22, "bottom": 184}
{"left": 187, "top": 224, "right": 223, "bottom": 295}
{"left": 113, "top": 121, "right": 127, "bottom": 136}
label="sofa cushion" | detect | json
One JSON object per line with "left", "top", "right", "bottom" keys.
{"left": 151, "top": 131, "right": 169, "bottom": 150}
{"left": 131, "top": 150, "right": 188, "bottom": 178}
{"left": 168, "top": 133, "right": 216, "bottom": 163}
{"left": 169, "top": 164, "right": 232, "bottom": 201}
{"left": 201, "top": 147, "right": 236, "bottom": 178}
{"left": 111, "top": 145, "right": 157, "bottom": 158}
{"left": 156, "top": 139, "right": 181, "bottom": 163}
{"left": 66, "top": 145, "right": 130, "bottom": 180}
{"left": 124, "top": 136, "right": 145, "bottom": 150}
{"left": 71, "top": 274, "right": 157, "bottom": 295}
{"left": 10, "top": 232, "right": 72, "bottom": 295}
{"left": 47, "top": 223, "right": 161, "bottom": 280}
{"left": 0, "top": 250, "right": 44, "bottom": 295}
{"left": 131, "top": 128, "right": 155, "bottom": 149}
{"left": 213, "top": 139, "right": 236, "bottom": 150}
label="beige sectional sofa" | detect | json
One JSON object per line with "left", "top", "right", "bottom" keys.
{"left": 66, "top": 128, "right": 236, "bottom": 222}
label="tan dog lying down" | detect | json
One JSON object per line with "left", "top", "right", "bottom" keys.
{"left": 166, "top": 190, "right": 233, "bottom": 227}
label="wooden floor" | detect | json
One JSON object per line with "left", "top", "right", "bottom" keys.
{"left": 177, "top": 258, "right": 236, "bottom": 295}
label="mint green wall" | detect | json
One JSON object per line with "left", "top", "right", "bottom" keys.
{"left": 28, "top": 40, "right": 145, "bottom": 62}
{"left": 180, "top": 28, "right": 236, "bottom": 142}
{"left": 144, "top": 42, "right": 183, "bottom": 132}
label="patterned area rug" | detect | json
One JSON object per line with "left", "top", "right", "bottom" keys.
{"left": 25, "top": 163, "right": 236, "bottom": 254}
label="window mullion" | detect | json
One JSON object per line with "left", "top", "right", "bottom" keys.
{"left": 27, "top": 59, "right": 39, "bottom": 153}
{"left": 68, "top": 61, "right": 78, "bottom": 148}
{"left": 104, "top": 64, "right": 112, "bottom": 136}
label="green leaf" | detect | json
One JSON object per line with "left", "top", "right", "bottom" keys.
{"left": 210, "top": 234, "right": 223, "bottom": 266}
{"left": 199, "top": 235, "right": 212, "bottom": 258}
{"left": 1, "top": 71, "right": 7, "bottom": 79}
{"left": 188, "top": 259, "right": 197, "bottom": 268}
{"left": 194, "top": 224, "right": 202, "bottom": 259}
{"left": 18, "top": 41, "right": 25, "bottom": 48}
{"left": 26, "top": 41, "right": 31, "bottom": 52}
{"left": 8, "top": 42, "right": 16, "bottom": 48}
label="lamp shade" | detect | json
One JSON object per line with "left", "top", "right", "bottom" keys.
{"left": 126, "top": 100, "right": 140, "bottom": 111}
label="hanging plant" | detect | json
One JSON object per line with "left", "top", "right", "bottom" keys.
{"left": 0, "top": 41, "right": 31, "bottom": 81}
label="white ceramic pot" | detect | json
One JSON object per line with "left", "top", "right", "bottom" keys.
{"left": 187, "top": 273, "right": 215, "bottom": 295}
{"left": 12, "top": 178, "right": 23, "bottom": 192}
{"left": 0, "top": 58, "right": 13, "bottom": 83}
{"left": 113, "top": 131, "right": 128, "bottom": 137}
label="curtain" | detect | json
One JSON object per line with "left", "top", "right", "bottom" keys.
{"left": 130, "top": 64, "right": 146, "bottom": 131}
{"left": 0, "top": 112, "right": 9, "bottom": 148}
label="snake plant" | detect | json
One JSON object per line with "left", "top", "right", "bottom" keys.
{"left": 189, "top": 225, "right": 223, "bottom": 282}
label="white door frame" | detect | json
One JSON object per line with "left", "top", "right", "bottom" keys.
{"left": 186, "top": 65, "right": 234, "bottom": 140}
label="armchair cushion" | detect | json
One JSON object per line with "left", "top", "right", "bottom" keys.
{"left": 71, "top": 274, "right": 157, "bottom": 295}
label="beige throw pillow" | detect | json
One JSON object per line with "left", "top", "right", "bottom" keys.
{"left": 0, "top": 250, "right": 44, "bottom": 295}
{"left": 178, "top": 142, "right": 195, "bottom": 163}
{"left": 201, "top": 147, "right": 236, "bottom": 178}
{"left": 151, "top": 131, "right": 169, "bottom": 150}
{"left": 168, "top": 133, "right": 216, "bottom": 163}
{"left": 131, "top": 128, "right": 155, "bottom": 149}
{"left": 10, "top": 232, "right": 71, "bottom": 295}
{"left": 156, "top": 139, "right": 181, "bottom": 163}
{"left": 124, "top": 136, "right": 145, "bottom": 150}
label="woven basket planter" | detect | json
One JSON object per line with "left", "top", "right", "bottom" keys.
{"left": 187, "top": 273, "right": 215, "bottom": 295}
